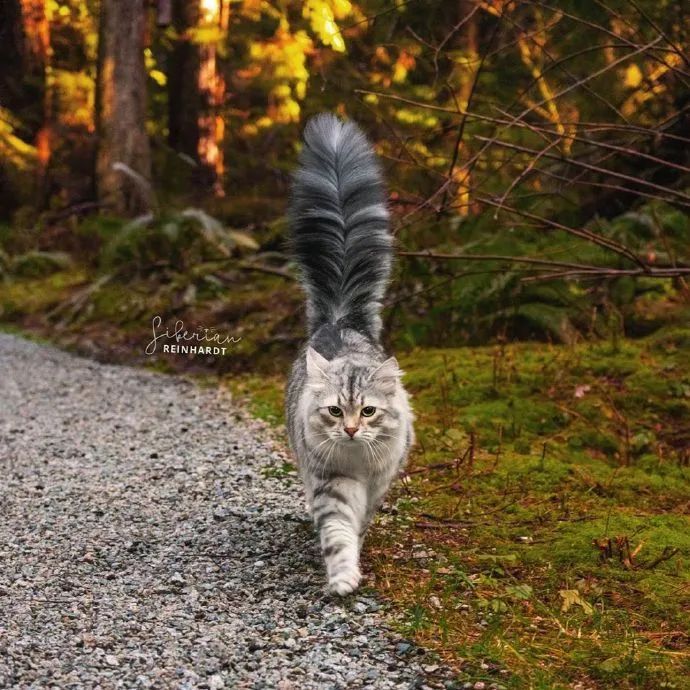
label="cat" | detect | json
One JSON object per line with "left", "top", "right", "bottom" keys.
{"left": 285, "top": 113, "right": 414, "bottom": 596}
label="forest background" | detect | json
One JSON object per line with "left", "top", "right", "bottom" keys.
{"left": 1, "top": 1, "right": 689, "bottom": 688}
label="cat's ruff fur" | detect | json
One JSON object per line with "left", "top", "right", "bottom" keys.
{"left": 285, "top": 114, "right": 414, "bottom": 596}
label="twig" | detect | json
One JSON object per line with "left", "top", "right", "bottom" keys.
{"left": 645, "top": 546, "right": 681, "bottom": 570}
{"left": 236, "top": 261, "right": 296, "bottom": 280}
{"left": 399, "top": 250, "right": 605, "bottom": 271}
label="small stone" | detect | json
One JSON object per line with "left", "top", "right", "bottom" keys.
{"left": 207, "top": 675, "right": 224, "bottom": 690}
{"left": 170, "top": 572, "right": 185, "bottom": 585}
{"left": 295, "top": 604, "right": 308, "bottom": 618}
{"left": 473, "top": 683, "right": 486, "bottom": 690}
{"left": 104, "top": 654, "right": 119, "bottom": 667}
{"left": 396, "top": 642, "right": 412, "bottom": 656}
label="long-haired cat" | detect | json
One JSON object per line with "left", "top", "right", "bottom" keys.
{"left": 285, "top": 114, "right": 414, "bottom": 595}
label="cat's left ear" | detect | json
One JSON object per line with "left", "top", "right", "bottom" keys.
{"left": 371, "top": 357, "right": 402, "bottom": 393}
{"left": 305, "top": 347, "right": 330, "bottom": 380}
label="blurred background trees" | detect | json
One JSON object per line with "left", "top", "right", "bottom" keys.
{"left": 96, "top": 0, "right": 152, "bottom": 215}
{"left": 0, "top": 0, "right": 689, "bottom": 348}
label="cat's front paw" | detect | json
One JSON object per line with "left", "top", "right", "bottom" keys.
{"left": 327, "top": 566, "right": 362, "bottom": 596}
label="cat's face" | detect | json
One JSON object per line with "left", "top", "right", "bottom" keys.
{"left": 303, "top": 347, "right": 404, "bottom": 460}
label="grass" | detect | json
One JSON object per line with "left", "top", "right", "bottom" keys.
{"left": 365, "top": 337, "right": 690, "bottom": 689}
{"left": 1, "top": 269, "right": 688, "bottom": 689}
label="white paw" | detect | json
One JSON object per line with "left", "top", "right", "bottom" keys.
{"left": 327, "top": 566, "right": 362, "bottom": 596}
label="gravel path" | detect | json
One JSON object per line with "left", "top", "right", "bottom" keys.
{"left": 0, "top": 333, "right": 452, "bottom": 690}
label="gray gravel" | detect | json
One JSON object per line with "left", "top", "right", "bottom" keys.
{"left": 0, "top": 333, "right": 454, "bottom": 689}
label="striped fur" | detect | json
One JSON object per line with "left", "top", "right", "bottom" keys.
{"left": 288, "top": 113, "right": 392, "bottom": 340}
{"left": 286, "top": 115, "right": 414, "bottom": 596}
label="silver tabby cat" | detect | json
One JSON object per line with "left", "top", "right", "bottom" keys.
{"left": 285, "top": 113, "right": 414, "bottom": 595}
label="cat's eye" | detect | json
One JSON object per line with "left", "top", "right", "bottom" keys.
{"left": 361, "top": 406, "right": 376, "bottom": 417}
{"left": 328, "top": 406, "right": 343, "bottom": 417}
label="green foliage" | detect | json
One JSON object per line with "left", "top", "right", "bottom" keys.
{"left": 100, "top": 208, "right": 258, "bottom": 277}
{"left": 392, "top": 201, "right": 689, "bottom": 346}
{"left": 0, "top": 249, "right": 74, "bottom": 280}
{"left": 10, "top": 250, "right": 74, "bottom": 278}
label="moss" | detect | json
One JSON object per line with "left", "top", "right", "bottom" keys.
{"left": 225, "top": 374, "right": 286, "bottom": 427}
{"left": 0, "top": 269, "right": 88, "bottom": 319}
{"left": 0, "top": 262, "right": 302, "bottom": 375}
{"left": 365, "top": 332, "right": 690, "bottom": 689}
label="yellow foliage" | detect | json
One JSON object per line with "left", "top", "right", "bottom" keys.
{"left": 0, "top": 108, "right": 36, "bottom": 170}
{"left": 393, "top": 50, "right": 416, "bottom": 83}
{"left": 331, "top": 0, "right": 352, "bottom": 18}
{"left": 624, "top": 64, "right": 643, "bottom": 89}
{"left": 395, "top": 108, "right": 438, "bottom": 128}
{"left": 149, "top": 70, "right": 167, "bottom": 87}
{"left": 272, "top": 84, "right": 292, "bottom": 99}
{"left": 241, "top": 0, "right": 356, "bottom": 130}
{"left": 302, "top": 0, "right": 352, "bottom": 53}
{"left": 53, "top": 69, "right": 95, "bottom": 129}
{"left": 249, "top": 28, "right": 313, "bottom": 124}
{"left": 189, "top": 26, "right": 226, "bottom": 45}
{"left": 621, "top": 53, "right": 681, "bottom": 120}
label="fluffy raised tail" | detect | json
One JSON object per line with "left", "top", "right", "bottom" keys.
{"left": 288, "top": 113, "right": 392, "bottom": 341}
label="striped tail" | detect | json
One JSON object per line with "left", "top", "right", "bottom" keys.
{"left": 288, "top": 113, "right": 392, "bottom": 341}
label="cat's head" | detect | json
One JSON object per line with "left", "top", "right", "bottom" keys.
{"left": 303, "top": 347, "right": 405, "bottom": 453}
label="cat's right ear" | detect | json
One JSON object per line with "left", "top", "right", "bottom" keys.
{"left": 305, "top": 347, "right": 330, "bottom": 379}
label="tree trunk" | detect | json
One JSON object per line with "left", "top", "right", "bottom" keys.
{"left": 0, "top": 0, "right": 31, "bottom": 118}
{"left": 450, "top": 0, "right": 478, "bottom": 217}
{"left": 197, "top": 0, "right": 228, "bottom": 196}
{"left": 3, "top": 0, "right": 52, "bottom": 199}
{"left": 96, "top": 0, "right": 152, "bottom": 216}
{"left": 168, "top": 0, "right": 200, "bottom": 163}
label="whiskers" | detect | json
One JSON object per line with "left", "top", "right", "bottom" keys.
{"left": 303, "top": 429, "right": 339, "bottom": 477}
{"left": 301, "top": 427, "right": 402, "bottom": 478}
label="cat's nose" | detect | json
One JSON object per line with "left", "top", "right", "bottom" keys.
{"left": 344, "top": 426, "right": 359, "bottom": 438}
